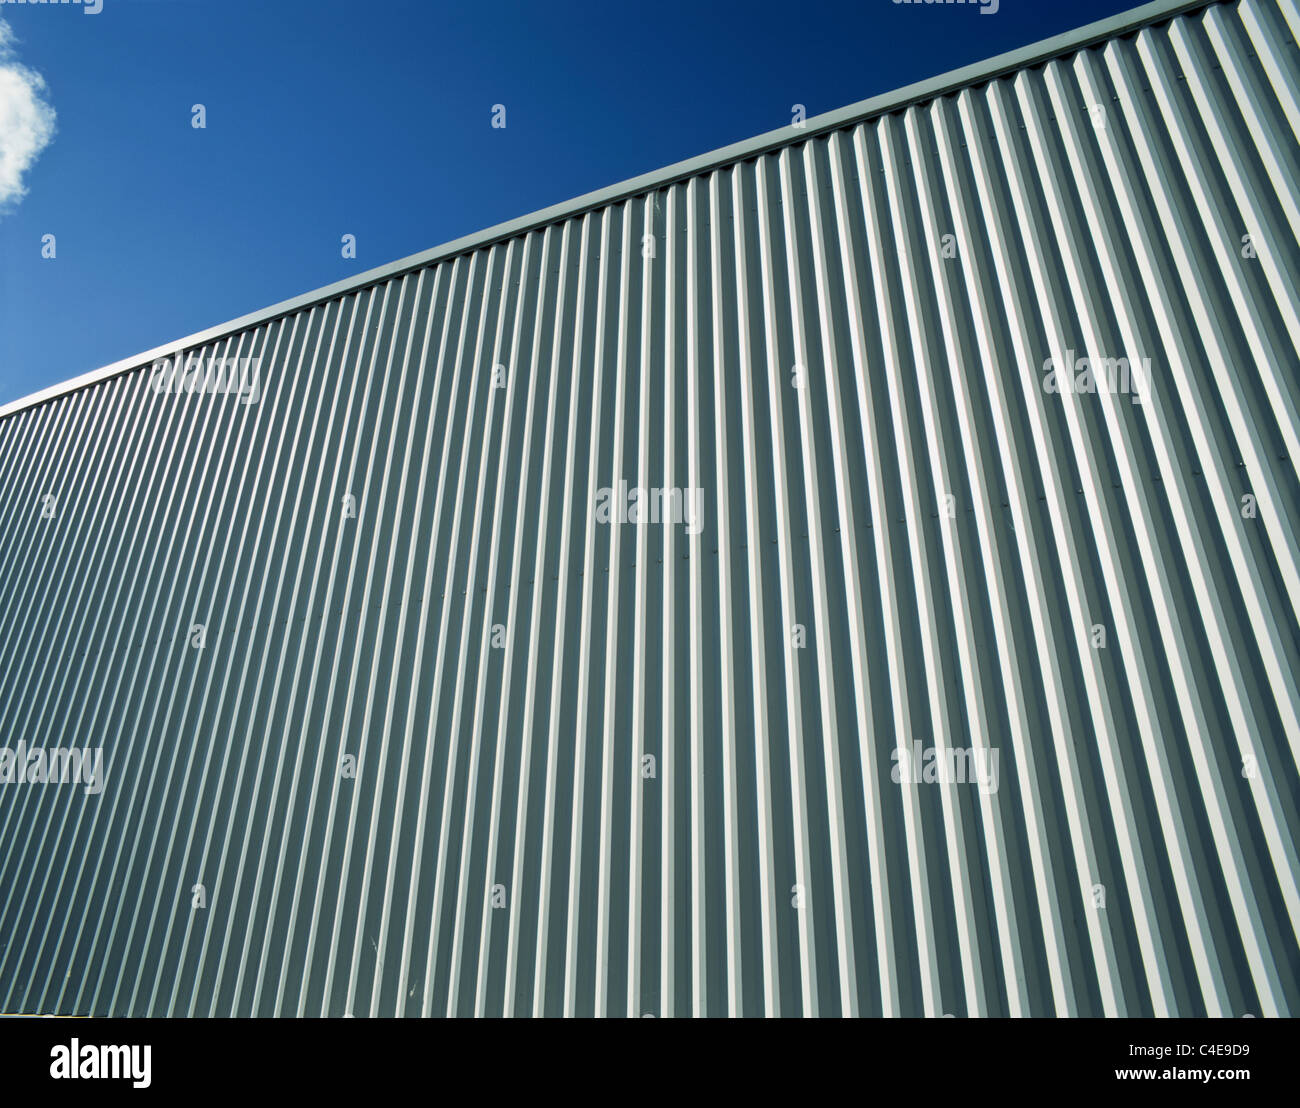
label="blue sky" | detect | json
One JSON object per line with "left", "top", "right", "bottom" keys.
{"left": 0, "top": 0, "right": 1145, "bottom": 405}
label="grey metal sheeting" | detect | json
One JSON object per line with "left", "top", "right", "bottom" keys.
{"left": 0, "top": 0, "right": 1297, "bottom": 1017}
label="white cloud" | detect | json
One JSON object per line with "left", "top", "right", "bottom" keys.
{"left": 0, "top": 18, "right": 57, "bottom": 211}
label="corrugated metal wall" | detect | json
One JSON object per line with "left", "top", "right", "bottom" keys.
{"left": 1, "top": 0, "right": 1297, "bottom": 1017}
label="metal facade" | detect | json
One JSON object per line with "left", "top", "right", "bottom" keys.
{"left": 1, "top": 0, "right": 1298, "bottom": 1017}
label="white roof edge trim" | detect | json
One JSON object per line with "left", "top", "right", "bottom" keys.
{"left": 0, "top": 0, "right": 1219, "bottom": 421}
